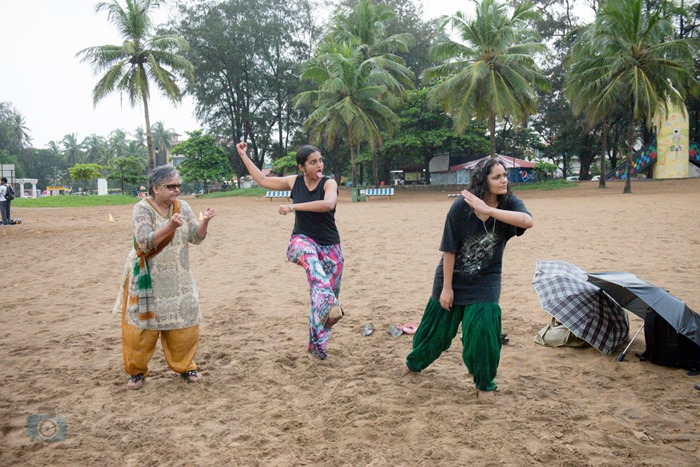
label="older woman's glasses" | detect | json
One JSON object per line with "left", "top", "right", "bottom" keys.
{"left": 160, "top": 184, "right": 181, "bottom": 191}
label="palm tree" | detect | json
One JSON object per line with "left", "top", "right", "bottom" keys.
{"left": 569, "top": 0, "right": 698, "bottom": 194}
{"left": 296, "top": 44, "right": 405, "bottom": 187}
{"left": 325, "top": 0, "right": 415, "bottom": 185}
{"left": 151, "top": 121, "right": 175, "bottom": 166}
{"left": 77, "top": 0, "right": 195, "bottom": 171}
{"left": 565, "top": 25, "right": 611, "bottom": 188}
{"left": 424, "top": 0, "right": 549, "bottom": 158}
{"left": 82, "top": 134, "right": 108, "bottom": 164}
{"left": 61, "top": 133, "right": 85, "bottom": 166}
{"left": 108, "top": 129, "right": 130, "bottom": 161}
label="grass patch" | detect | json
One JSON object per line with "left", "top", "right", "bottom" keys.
{"left": 511, "top": 179, "right": 578, "bottom": 191}
{"left": 12, "top": 194, "right": 139, "bottom": 208}
{"left": 198, "top": 187, "right": 268, "bottom": 198}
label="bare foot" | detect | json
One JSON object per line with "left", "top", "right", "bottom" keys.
{"left": 399, "top": 364, "right": 415, "bottom": 377}
{"left": 322, "top": 305, "right": 345, "bottom": 328}
{"left": 477, "top": 390, "right": 496, "bottom": 399}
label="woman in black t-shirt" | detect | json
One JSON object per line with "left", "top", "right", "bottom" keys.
{"left": 401, "top": 157, "right": 533, "bottom": 397}
{"left": 236, "top": 142, "right": 344, "bottom": 360}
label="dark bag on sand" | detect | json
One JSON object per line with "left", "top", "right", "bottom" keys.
{"left": 4, "top": 185, "right": 14, "bottom": 201}
{"left": 639, "top": 311, "right": 700, "bottom": 371}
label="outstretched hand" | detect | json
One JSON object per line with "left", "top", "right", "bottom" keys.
{"left": 202, "top": 207, "right": 216, "bottom": 221}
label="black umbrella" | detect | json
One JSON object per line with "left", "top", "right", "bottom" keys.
{"left": 532, "top": 261, "right": 629, "bottom": 355}
{"left": 587, "top": 271, "right": 700, "bottom": 347}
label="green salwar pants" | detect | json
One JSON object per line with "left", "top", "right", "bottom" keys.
{"left": 405, "top": 297, "right": 502, "bottom": 391}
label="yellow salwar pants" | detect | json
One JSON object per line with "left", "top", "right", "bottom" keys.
{"left": 121, "top": 308, "right": 199, "bottom": 376}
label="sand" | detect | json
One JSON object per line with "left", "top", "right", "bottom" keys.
{"left": 1, "top": 179, "right": 699, "bottom": 465}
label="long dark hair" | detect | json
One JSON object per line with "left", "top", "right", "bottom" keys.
{"left": 467, "top": 157, "right": 512, "bottom": 205}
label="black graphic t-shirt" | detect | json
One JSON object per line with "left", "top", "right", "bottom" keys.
{"left": 431, "top": 194, "right": 530, "bottom": 305}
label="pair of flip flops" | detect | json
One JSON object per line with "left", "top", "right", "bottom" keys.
{"left": 388, "top": 322, "right": 419, "bottom": 337}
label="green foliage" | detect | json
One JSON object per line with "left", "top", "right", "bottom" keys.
{"left": 271, "top": 153, "right": 298, "bottom": 175}
{"left": 198, "top": 187, "right": 268, "bottom": 198}
{"left": 424, "top": 0, "right": 549, "bottom": 156}
{"left": 77, "top": 0, "right": 195, "bottom": 170}
{"left": 534, "top": 160, "right": 559, "bottom": 181}
{"left": 108, "top": 156, "right": 146, "bottom": 192}
{"left": 379, "top": 88, "right": 490, "bottom": 172}
{"left": 0, "top": 102, "right": 31, "bottom": 155}
{"left": 566, "top": 0, "right": 699, "bottom": 193}
{"left": 173, "top": 130, "right": 233, "bottom": 193}
{"left": 12, "top": 194, "right": 138, "bottom": 208}
{"left": 18, "top": 148, "right": 67, "bottom": 188}
{"left": 172, "top": 0, "right": 315, "bottom": 173}
{"left": 68, "top": 163, "right": 105, "bottom": 192}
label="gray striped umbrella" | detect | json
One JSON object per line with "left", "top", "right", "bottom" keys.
{"left": 532, "top": 260, "right": 629, "bottom": 355}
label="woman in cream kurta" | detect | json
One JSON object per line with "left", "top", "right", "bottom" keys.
{"left": 113, "top": 165, "right": 215, "bottom": 389}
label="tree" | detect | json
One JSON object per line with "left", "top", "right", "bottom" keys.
{"left": 18, "top": 148, "right": 68, "bottom": 188}
{"left": 378, "top": 88, "right": 490, "bottom": 177}
{"left": 61, "top": 133, "right": 85, "bottom": 166}
{"left": 271, "top": 153, "right": 299, "bottom": 175}
{"left": 172, "top": 0, "right": 317, "bottom": 177}
{"left": 108, "top": 156, "right": 146, "bottom": 193}
{"left": 296, "top": 43, "right": 408, "bottom": 186}
{"left": 151, "top": 121, "right": 175, "bottom": 166}
{"left": 172, "top": 130, "right": 233, "bottom": 194}
{"left": 424, "top": 0, "right": 550, "bottom": 157}
{"left": 324, "top": 0, "right": 416, "bottom": 185}
{"left": 82, "top": 134, "right": 108, "bottom": 164}
{"left": 569, "top": 0, "right": 699, "bottom": 193}
{"left": 77, "top": 0, "right": 195, "bottom": 171}
{"left": 68, "top": 163, "right": 104, "bottom": 193}
{"left": 0, "top": 102, "right": 31, "bottom": 156}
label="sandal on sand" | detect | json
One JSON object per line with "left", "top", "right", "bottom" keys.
{"left": 181, "top": 370, "right": 203, "bottom": 383}
{"left": 322, "top": 305, "right": 345, "bottom": 329}
{"left": 126, "top": 373, "right": 145, "bottom": 390}
{"left": 501, "top": 333, "right": 510, "bottom": 344}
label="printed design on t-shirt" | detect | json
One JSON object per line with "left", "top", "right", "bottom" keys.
{"left": 455, "top": 231, "right": 499, "bottom": 279}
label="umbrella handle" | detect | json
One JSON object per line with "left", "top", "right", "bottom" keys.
{"left": 617, "top": 323, "right": 645, "bottom": 362}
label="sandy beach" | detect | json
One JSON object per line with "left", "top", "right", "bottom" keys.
{"left": 1, "top": 178, "right": 699, "bottom": 466}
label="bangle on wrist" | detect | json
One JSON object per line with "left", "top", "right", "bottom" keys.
{"left": 288, "top": 204, "right": 294, "bottom": 212}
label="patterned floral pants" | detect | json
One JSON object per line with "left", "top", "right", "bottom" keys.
{"left": 286, "top": 235, "right": 344, "bottom": 359}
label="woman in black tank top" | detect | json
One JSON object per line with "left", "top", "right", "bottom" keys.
{"left": 236, "top": 142, "right": 345, "bottom": 360}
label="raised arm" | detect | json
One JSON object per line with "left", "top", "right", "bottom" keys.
{"left": 236, "top": 142, "right": 294, "bottom": 191}
{"left": 461, "top": 190, "right": 534, "bottom": 230}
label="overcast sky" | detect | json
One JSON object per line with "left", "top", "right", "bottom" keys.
{"left": 0, "top": 1, "right": 592, "bottom": 149}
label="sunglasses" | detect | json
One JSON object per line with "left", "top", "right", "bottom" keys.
{"left": 160, "top": 184, "right": 182, "bottom": 191}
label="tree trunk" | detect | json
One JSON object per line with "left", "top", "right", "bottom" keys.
{"left": 489, "top": 112, "right": 497, "bottom": 158}
{"left": 599, "top": 121, "right": 608, "bottom": 189}
{"left": 624, "top": 118, "right": 634, "bottom": 194}
{"left": 372, "top": 147, "right": 379, "bottom": 187}
{"left": 143, "top": 96, "right": 155, "bottom": 171}
{"left": 348, "top": 126, "right": 357, "bottom": 187}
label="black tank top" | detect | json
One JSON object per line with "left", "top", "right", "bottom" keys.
{"left": 291, "top": 174, "right": 341, "bottom": 245}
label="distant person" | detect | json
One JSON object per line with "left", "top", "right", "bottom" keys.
{"left": 236, "top": 142, "right": 344, "bottom": 360}
{"left": 401, "top": 157, "right": 533, "bottom": 397}
{"left": 113, "top": 165, "right": 216, "bottom": 390}
{"left": 0, "top": 177, "right": 12, "bottom": 225}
